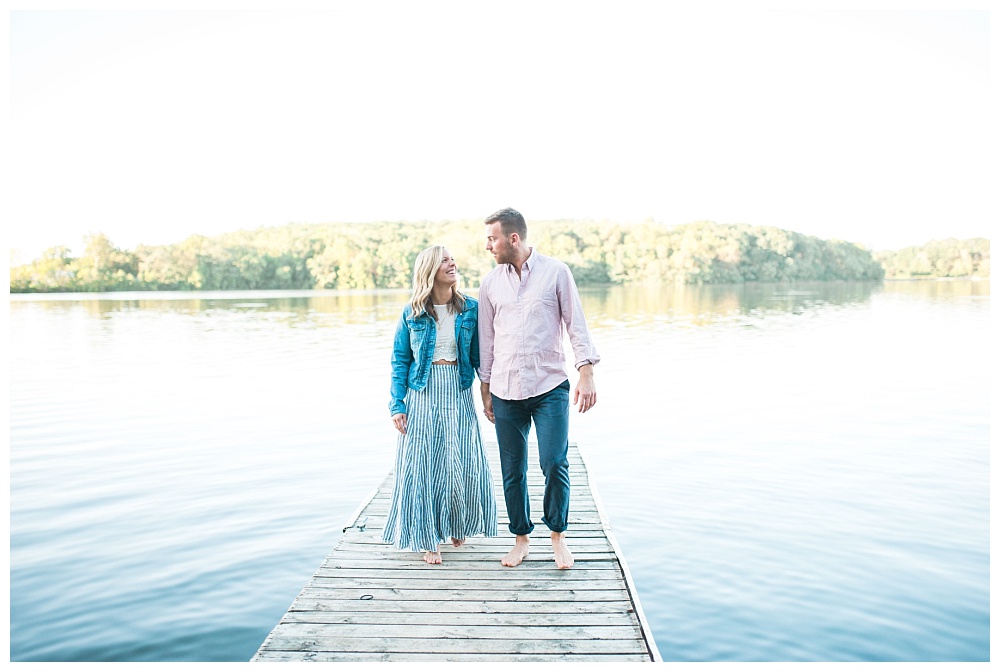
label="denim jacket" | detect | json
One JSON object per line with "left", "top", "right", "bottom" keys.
{"left": 389, "top": 297, "right": 480, "bottom": 416}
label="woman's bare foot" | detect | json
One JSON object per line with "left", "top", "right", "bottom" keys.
{"left": 501, "top": 534, "right": 531, "bottom": 567}
{"left": 423, "top": 549, "right": 442, "bottom": 564}
{"left": 450, "top": 537, "right": 466, "bottom": 547}
{"left": 552, "top": 532, "right": 574, "bottom": 569}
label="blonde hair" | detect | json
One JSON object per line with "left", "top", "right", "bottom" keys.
{"left": 408, "top": 245, "right": 467, "bottom": 319}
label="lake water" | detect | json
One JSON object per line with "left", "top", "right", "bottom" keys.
{"left": 8, "top": 281, "right": 990, "bottom": 662}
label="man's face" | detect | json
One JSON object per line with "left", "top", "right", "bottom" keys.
{"left": 485, "top": 221, "right": 516, "bottom": 265}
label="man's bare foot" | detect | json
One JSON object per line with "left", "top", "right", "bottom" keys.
{"left": 423, "top": 549, "right": 442, "bottom": 564}
{"left": 501, "top": 535, "right": 530, "bottom": 567}
{"left": 450, "top": 537, "right": 465, "bottom": 547}
{"left": 552, "top": 532, "right": 574, "bottom": 569}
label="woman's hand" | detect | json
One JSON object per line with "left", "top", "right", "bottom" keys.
{"left": 392, "top": 413, "right": 407, "bottom": 434}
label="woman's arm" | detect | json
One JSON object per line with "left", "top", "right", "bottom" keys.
{"left": 469, "top": 306, "right": 481, "bottom": 373}
{"left": 389, "top": 313, "right": 413, "bottom": 417}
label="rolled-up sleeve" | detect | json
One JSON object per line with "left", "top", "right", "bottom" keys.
{"left": 477, "top": 283, "right": 495, "bottom": 384}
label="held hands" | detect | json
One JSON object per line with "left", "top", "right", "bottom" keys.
{"left": 481, "top": 382, "right": 495, "bottom": 424}
{"left": 392, "top": 413, "right": 407, "bottom": 434}
{"left": 573, "top": 364, "right": 597, "bottom": 413}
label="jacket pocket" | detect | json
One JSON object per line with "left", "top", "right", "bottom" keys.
{"left": 408, "top": 320, "right": 428, "bottom": 352}
{"left": 459, "top": 318, "right": 475, "bottom": 337}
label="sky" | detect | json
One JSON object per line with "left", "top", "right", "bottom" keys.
{"left": 5, "top": 1, "right": 995, "bottom": 263}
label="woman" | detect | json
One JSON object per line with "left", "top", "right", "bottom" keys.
{"left": 385, "top": 245, "right": 497, "bottom": 563}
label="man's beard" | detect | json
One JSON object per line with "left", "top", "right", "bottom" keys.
{"left": 495, "top": 247, "right": 516, "bottom": 265}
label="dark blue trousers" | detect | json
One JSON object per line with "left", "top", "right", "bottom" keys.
{"left": 491, "top": 380, "right": 571, "bottom": 535}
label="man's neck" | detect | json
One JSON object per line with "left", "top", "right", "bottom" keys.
{"left": 510, "top": 247, "right": 533, "bottom": 280}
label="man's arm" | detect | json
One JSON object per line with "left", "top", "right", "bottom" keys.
{"left": 555, "top": 265, "right": 601, "bottom": 371}
{"left": 477, "top": 283, "right": 496, "bottom": 424}
{"left": 555, "top": 265, "right": 600, "bottom": 413}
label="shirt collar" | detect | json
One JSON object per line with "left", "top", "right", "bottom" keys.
{"left": 518, "top": 247, "right": 536, "bottom": 272}
{"left": 503, "top": 247, "right": 536, "bottom": 276}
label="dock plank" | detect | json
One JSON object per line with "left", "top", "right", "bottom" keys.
{"left": 254, "top": 652, "right": 653, "bottom": 662}
{"left": 252, "top": 442, "right": 660, "bottom": 662}
{"left": 280, "top": 611, "right": 640, "bottom": 627}
{"left": 261, "top": 635, "right": 648, "bottom": 655}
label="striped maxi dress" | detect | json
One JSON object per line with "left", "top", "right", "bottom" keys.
{"left": 382, "top": 364, "right": 498, "bottom": 552}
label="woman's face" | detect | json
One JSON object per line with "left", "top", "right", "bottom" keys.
{"left": 434, "top": 249, "right": 458, "bottom": 287}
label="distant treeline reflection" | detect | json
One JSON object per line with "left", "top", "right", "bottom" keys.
{"left": 9, "top": 220, "right": 989, "bottom": 293}
{"left": 14, "top": 282, "right": 988, "bottom": 329}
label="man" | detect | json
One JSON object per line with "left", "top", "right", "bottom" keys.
{"left": 477, "top": 207, "right": 600, "bottom": 569}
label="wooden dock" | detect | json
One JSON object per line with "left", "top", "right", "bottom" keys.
{"left": 252, "top": 442, "right": 661, "bottom": 662}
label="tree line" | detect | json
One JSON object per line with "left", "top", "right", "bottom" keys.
{"left": 10, "top": 219, "right": 984, "bottom": 293}
{"left": 873, "top": 238, "right": 990, "bottom": 279}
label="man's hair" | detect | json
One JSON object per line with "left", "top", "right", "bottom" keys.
{"left": 484, "top": 207, "right": 527, "bottom": 240}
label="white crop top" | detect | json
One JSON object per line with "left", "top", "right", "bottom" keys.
{"left": 432, "top": 305, "right": 458, "bottom": 361}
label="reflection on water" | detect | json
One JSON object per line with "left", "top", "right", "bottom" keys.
{"left": 14, "top": 290, "right": 411, "bottom": 326}
{"left": 581, "top": 281, "right": 883, "bottom": 323}
{"left": 18, "top": 278, "right": 988, "bottom": 318}
{"left": 24, "top": 278, "right": 979, "bottom": 324}
{"left": 9, "top": 281, "right": 990, "bottom": 662}
{"left": 15, "top": 281, "right": 889, "bottom": 326}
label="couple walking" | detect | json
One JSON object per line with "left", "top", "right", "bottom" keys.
{"left": 384, "top": 208, "right": 601, "bottom": 568}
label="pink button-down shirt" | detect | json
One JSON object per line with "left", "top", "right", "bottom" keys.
{"left": 478, "top": 248, "right": 601, "bottom": 401}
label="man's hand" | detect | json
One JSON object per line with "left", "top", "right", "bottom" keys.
{"left": 481, "top": 382, "right": 495, "bottom": 424}
{"left": 392, "top": 413, "right": 407, "bottom": 434}
{"left": 573, "top": 364, "right": 597, "bottom": 413}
